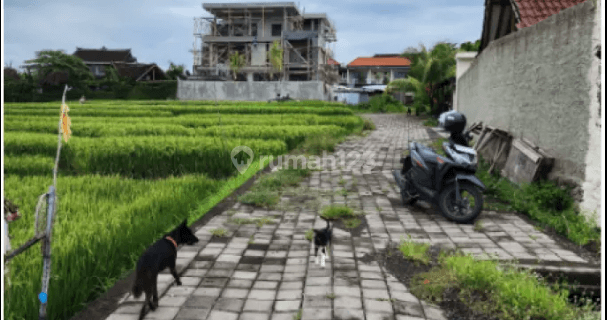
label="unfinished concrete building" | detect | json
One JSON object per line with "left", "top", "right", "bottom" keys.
{"left": 191, "top": 2, "right": 338, "bottom": 83}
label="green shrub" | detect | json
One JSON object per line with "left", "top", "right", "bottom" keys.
{"left": 368, "top": 94, "right": 406, "bottom": 113}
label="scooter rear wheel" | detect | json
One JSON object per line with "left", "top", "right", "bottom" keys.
{"left": 438, "top": 182, "right": 483, "bottom": 223}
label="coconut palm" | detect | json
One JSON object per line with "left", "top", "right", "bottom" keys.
{"left": 266, "top": 40, "right": 284, "bottom": 97}
{"left": 387, "top": 43, "right": 456, "bottom": 116}
{"left": 229, "top": 52, "right": 246, "bottom": 81}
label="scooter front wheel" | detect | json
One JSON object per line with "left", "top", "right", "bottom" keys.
{"left": 438, "top": 182, "right": 483, "bottom": 223}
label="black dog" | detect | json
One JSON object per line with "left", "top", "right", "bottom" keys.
{"left": 313, "top": 219, "right": 333, "bottom": 268}
{"left": 132, "top": 219, "right": 199, "bottom": 320}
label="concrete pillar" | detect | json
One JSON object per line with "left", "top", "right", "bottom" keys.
{"left": 390, "top": 69, "right": 394, "bottom": 82}
{"left": 366, "top": 69, "right": 372, "bottom": 85}
{"left": 247, "top": 72, "right": 253, "bottom": 82}
{"left": 346, "top": 69, "right": 350, "bottom": 85}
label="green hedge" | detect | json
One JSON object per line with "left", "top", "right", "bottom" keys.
{"left": 3, "top": 81, "right": 178, "bottom": 102}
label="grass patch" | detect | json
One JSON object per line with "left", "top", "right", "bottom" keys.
{"left": 229, "top": 216, "right": 275, "bottom": 228}
{"left": 210, "top": 228, "right": 228, "bottom": 237}
{"left": 296, "top": 133, "right": 346, "bottom": 155}
{"left": 473, "top": 220, "right": 484, "bottom": 232}
{"left": 343, "top": 218, "right": 361, "bottom": 229}
{"left": 423, "top": 118, "right": 439, "bottom": 127}
{"left": 238, "top": 168, "right": 311, "bottom": 208}
{"left": 409, "top": 252, "right": 595, "bottom": 320}
{"left": 475, "top": 157, "right": 600, "bottom": 246}
{"left": 362, "top": 118, "right": 376, "bottom": 131}
{"left": 305, "top": 229, "right": 314, "bottom": 241}
{"left": 399, "top": 238, "right": 431, "bottom": 265}
{"left": 238, "top": 189, "right": 281, "bottom": 208}
{"left": 293, "top": 309, "right": 302, "bottom": 320}
{"left": 326, "top": 293, "right": 336, "bottom": 299}
{"left": 320, "top": 205, "right": 357, "bottom": 220}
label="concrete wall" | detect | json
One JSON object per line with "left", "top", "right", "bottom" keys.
{"left": 454, "top": 52, "right": 477, "bottom": 111}
{"left": 177, "top": 80, "right": 328, "bottom": 101}
{"left": 456, "top": 1, "right": 601, "bottom": 222}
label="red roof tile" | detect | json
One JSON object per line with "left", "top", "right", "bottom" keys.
{"left": 347, "top": 56, "right": 411, "bottom": 67}
{"left": 327, "top": 58, "right": 340, "bottom": 65}
{"left": 514, "top": 0, "right": 587, "bottom": 29}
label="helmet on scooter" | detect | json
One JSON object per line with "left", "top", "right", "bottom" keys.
{"left": 438, "top": 111, "right": 467, "bottom": 134}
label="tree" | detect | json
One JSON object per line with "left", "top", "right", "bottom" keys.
{"left": 267, "top": 40, "right": 284, "bottom": 96}
{"left": 228, "top": 52, "right": 246, "bottom": 81}
{"left": 459, "top": 40, "right": 481, "bottom": 52}
{"left": 166, "top": 62, "right": 186, "bottom": 80}
{"left": 28, "top": 50, "right": 94, "bottom": 90}
{"left": 387, "top": 42, "right": 457, "bottom": 116}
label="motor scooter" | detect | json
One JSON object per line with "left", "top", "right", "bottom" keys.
{"left": 392, "top": 111, "right": 485, "bottom": 223}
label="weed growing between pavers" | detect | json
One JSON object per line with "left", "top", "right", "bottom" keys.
{"left": 293, "top": 309, "right": 302, "bottom": 320}
{"left": 399, "top": 237, "right": 431, "bottom": 265}
{"left": 320, "top": 204, "right": 363, "bottom": 230}
{"left": 228, "top": 216, "right": 275, "bottom": 228}
{"left": 305, "top": 229, "right": 314, "bottom": 241}
{"left": 210, "top": 228, "right": 228, "bottom": 237}
{"left": 473, "top": 220, "right": 484, "bottom": 232}
{"left": 238, "top": 168, "right": 311, "bottom": 208}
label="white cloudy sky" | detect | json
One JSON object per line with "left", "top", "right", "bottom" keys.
{"left": 2, "top": 0, "right": 484, "bottom": 72}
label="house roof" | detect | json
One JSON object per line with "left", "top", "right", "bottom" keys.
{"left": 479, "top": 0, "right": 587, "bottom": 52}
{"left": 513, "top": 0, "right": 587, "bottom": 28}
{"left": 347, "top": 56, "right": 411, "bottom": 68}
{"left": 73, "top": 47, "right": 137, "bottom": 63}
{"left": 112, "top": 63, "right": 167, "bottom": 81}
{"left": 327, "top": 58, "right": 340, "bottom": 65}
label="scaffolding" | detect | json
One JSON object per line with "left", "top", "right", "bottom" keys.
{"left": 191, "top": 3, "right": 338, "bottom": 83}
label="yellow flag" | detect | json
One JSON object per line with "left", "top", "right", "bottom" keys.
{"left": 61, "top": 103, "right": 71, "bottom": 142}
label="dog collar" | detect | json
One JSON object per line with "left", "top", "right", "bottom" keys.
{"left": 165, "top": 236, "right": 177, "bottom": 248}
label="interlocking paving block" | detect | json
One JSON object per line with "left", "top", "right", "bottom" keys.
{"left": 243, "top": 299, "right": 274, "bottom": 312}
{"left": 206, "top": 310, "right": 239, "bottom": 320}
{"left": 334, "top": 308, "right": 365, "bottom": 320}
{"left": 393, "top": 301, "right": 424, "bottom": 317}
{"left": 183, "top": 296, "right": 216, "bottom": 309}
{"left": 277, "top": 289, "right": 303, "bottom": 300}
{"left": 248, "top": 289, "right": 277, "bottom": 300}
{"left": 301, "top": 308, "right": 332, "bottom": 320}
{"left": 174, "top": 307, "right": 210, "bottom": 320}
{"left": 222, "top": 288, "right": 250, "bottom": 299}
{"left": 158, "top": 296, "right": 188, "bottom": 307}
{"left": 365, "top": 312, "right": 395, "bottom": 320}
{"left": 274, "top": 300, "right": 301, "bottom": 312}
{"left": 423, "top": 305, "right": 448, "bottom": 320}
{"left": 395, "top": 315, "right": 424, "bottom": 320}
{"left": 227, "top": 279, "right": 254, "bottom": 288}
{"left": 165, "top": 286, "right": 196, "bottom": 297}
{"left": 334, "top": 296, "right": 363, "bottom": 309}
{"left": 238, "top": 312, "right": 271, "bottom": 320}
{"left": 193, "top": 287, "right": 222, "bottom": 298}
{"left": 213, "top": 298, "right": 245, "bottom": 312}
{"left": 106, "top": 314, "right": 140, "bottom": 320}
{"left": 143, "top": 307, "right": 180, "bottom": 319}
{"left": 362, "top": 289, "right": 390, "bottom": 300}
{"left": 364, "top": 299, "right": 394, "bottom": 313}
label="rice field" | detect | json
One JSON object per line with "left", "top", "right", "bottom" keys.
{"left": 2, "top": 100, "right": 363, "bottom": 320}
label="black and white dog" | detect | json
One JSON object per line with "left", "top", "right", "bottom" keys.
{"left": 313, "top": 219, "right": 333, "bottom": 268}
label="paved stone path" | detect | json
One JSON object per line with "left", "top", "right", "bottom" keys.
{"left": 106, "top": 114, "right": 599, "bottom": 320}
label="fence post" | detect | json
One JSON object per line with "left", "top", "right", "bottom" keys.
{"left": 38, "top": 186, "right": 55, "bottom": 320}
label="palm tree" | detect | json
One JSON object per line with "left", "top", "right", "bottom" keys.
{"left": 387, "top": 43, "right": 456, "bottom": 116}
{"left": 229, "top": 52, "right": 246, "bottom": 81}
{"left": 267, "top": 40, "right": 284, "bottom": 96}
